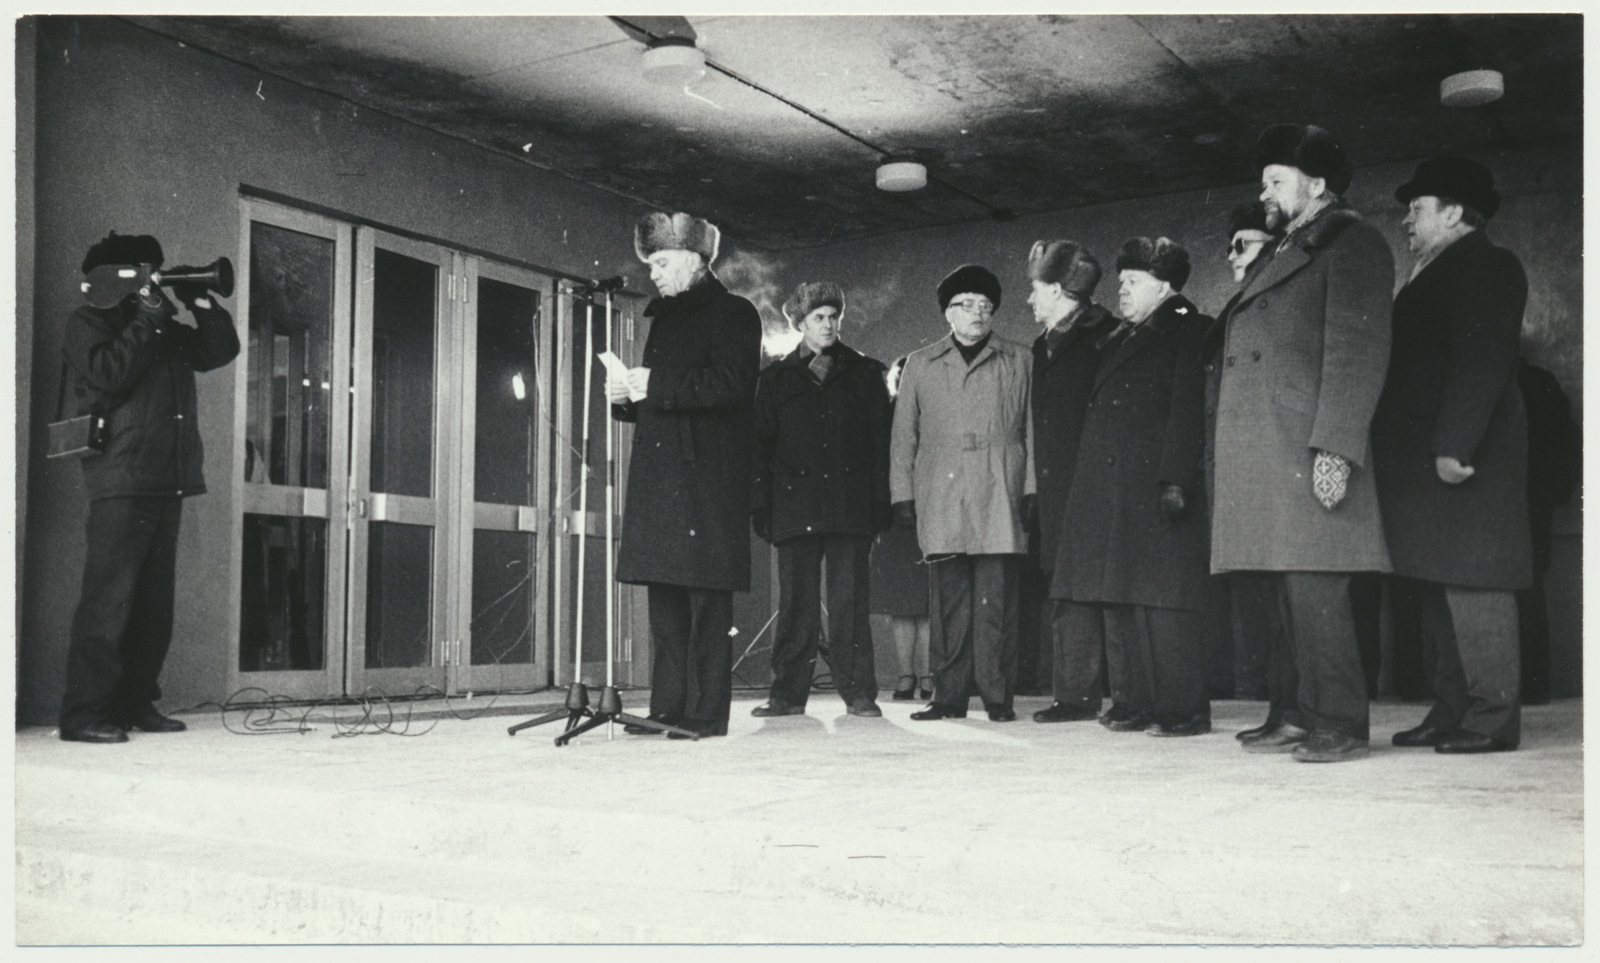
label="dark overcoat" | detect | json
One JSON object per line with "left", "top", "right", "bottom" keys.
{"left": 1371, "top": 229, "right": 1532, "bottom": 590}
{"left": 64, "top": 298, "right": 240, "bottom": 501}
{"left": 1210, "top": 205, "right": 1394, "bottom": 574}
{"left": 751, "top": 342, "right": 892, "bottom": 543}
{"left": 1031, "top": 300, "right": 1117, "bottom": 570}
{"left": 1051, "top": 295, "right": 1210, "bottom": 611}
{"left": 614, "top": 275, "right": 762, "bottom": 592}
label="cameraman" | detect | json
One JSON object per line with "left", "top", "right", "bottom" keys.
{"left": 57, "top": 232, "right": 240, "bottom": 743}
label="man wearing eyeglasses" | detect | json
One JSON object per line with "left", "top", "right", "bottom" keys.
{"left": 889, "top": 265, "right": 1036, "bottom": 723}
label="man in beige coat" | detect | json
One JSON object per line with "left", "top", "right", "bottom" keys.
{"left": 890, "top": 265, "right": 1036, "bottom": 722}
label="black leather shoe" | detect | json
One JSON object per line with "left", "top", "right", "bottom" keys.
{"left": 666, "top": 719, "right": 729, "bottom": 740}
{"left": 623, "top": 714, "right": 676, "bottom": 735}
{"left": 1292, "top": 728, "right": 1370, "bottom": 763}
{"left": 910, "top": 703, "right": 967, "bottom": 721}
{"left": 1104, "top": 710, "right": 1153, "bottom": 732}
{"left": 1098, "top": 704, "right": 1132, "bottom": 729}
{"left": 1241, "top": 723, "right": 1309, "bottom": 753}
{"left": 985, "top": 703, "right": 1016, "bottom": 722}
{"left": 60, "top": 722, "right": 129, "bottom": 744}
{"left": 1435, "top": 730, "right": 1515, "bottom": 754}
{"left": 846, "top": 699, "right": 883, "bottom": 718}
{"left": 1147, "top": 714, "right": 1212, "bottom": 737}
{"left": 1033, "top": 702, "right": 1099, "bottom": 723}
{"left": 1392, "top": 722, "right": 1448, "bottom": 748}
{"left": 751, "top": 702, "right": 804, "bottom": 718}
{"left": 114, "top": 708, "right": 187, "bottom": 733}
{"left": 1235, "top": 716, "right": 1281, "bottom": 741}
{"left": 892, "top": 676, "right": 917, "bottom": 701}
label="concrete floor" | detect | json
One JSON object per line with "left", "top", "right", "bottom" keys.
{"left": 14, "top": 691, "right": 1585, "bottom": 945}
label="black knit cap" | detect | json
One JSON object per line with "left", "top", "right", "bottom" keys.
{"left": 1255, "top": 124, "right": 1354, "bottom": 196}
{"left": 937, "top": 264, "right": 1002, "bottom": 311}
{"left": 1394, "top": 155, "right": 1501, "bottom": 220}
{"left": 1115, "top": 237, "right": 1191, "bottom": 292}
{"left": 81, "top": 231, "right": 163, "bottom": 274}
{"left": 1227, "top": 201, "right": 1272, "bottom": 239}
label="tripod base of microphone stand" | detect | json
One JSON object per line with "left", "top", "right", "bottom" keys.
{"left": 554, "top": 685, "right": 698, "bottom": 745}
{"left": 506, "top": 681, "right": 592, "bottom": 736}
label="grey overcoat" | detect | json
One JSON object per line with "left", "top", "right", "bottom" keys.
{"left": 1210, "top": 204, "right": 1395, "bottom": 574}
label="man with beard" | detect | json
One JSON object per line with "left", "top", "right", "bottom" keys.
{"left": 609, "top": 211, "right": 762, "bottom": 740}
{"left": 1020, "top": 240, "right": 1119, "bottom": 725}
{"left": 1211, "top": 125, "right": 1394, "bottom": 763}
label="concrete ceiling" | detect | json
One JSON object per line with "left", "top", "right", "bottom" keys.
{"left": 124, "top": 14, "right": 1582, "bottom": 251}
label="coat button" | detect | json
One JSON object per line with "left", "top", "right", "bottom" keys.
{"left": 1226, "top": 356, "right": 1235, "bottom": 367}
{"left": 1041, "top": 468, "right": 1050, "bottom": 477}
{"left": 1106, "top": 456, "right": 1115, "bottom": 465}
{"left": 689, "top": 529, "right": 696, "bottom": 536}
{"left": 1251, "top": 350, "right": 1262, "bottom": 362}
{"left": 1204, "top": 363, "right": 1214, "bottom": 374}
{"left": 1257, "top": 299, "right": 1269, "bottom": 310}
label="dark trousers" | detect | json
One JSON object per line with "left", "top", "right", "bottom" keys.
{"left": 647, "top": 584, "right": 734, "bottom": 725}
{"left": 1274, "top": 572, "right": 1369, "bottom": 739}
{"left": 1048, "top": 598, "right": 1106, "bottom": 711}
{"left": 61, "top": 497, "right": 183, "bottom": 732}
{"left": 1232, "top": 573, "right": 1303, "bottom": 729}
{"left": 928, "top": 554, "right": 1019, "bottom": 709}
{"left": 770, "top": 533, "right": 876, "bottom": 707}
{"left": 1057, "top": 601, "right": 1206, "bottom": 722}
{"left": 1418, "top": 582, "right": 1521, "bottom": 746}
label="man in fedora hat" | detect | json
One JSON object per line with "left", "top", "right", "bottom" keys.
{"left": 1021, "top": 240, "right": 1118, "bottom": 724}
{"left": 749, "top": 281, "right": 892, "bottom": 720}
{"left": 608, "top": 211, "right": 762, "bottom": 739}
{"left": 1210, "top": 124, "right": 1395, "bottom": 763}
{"left": 1376, "top": 157, "right": 1530, "bottom": 754}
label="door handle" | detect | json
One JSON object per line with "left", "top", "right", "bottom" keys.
{"left": 357, "top": 497, "right": 368, "bottom": 518}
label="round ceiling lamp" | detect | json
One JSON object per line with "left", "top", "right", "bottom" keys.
{"left": 876, "top": 158, "right": 927, "bottom": 192}
{"left": 1440, "top": 69, "right": 1504, "bottom": 107}
{"left": 641, "top": 37, "right": 706, "bottom": 86}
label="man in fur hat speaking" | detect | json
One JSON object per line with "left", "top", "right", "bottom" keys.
{"left": 1211, "top": 124, "right": 1395, "bottom": 763}
{"left": 608, "top": 211, "right": 762, "bottom": 739}
{"left": 749, "top": 282, "right": 893, "bottom": 720}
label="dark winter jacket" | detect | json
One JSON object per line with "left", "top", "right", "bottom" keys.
{"left": 752, "top": 342, "right": 892, "bottom": 543}
{"left": 613, "top": 274, "right": 762, "bottom": 591}
{"left": 1031, "top": 300, "right": 1117, "bottom": 570}
{"left": 63, "top": 297, "right": 240, "bottom": 501}
{"left": 1372, "top": 229, "right": 1532, "bottom": 590}
{"left": 1051, "top": 295, "right": 1210, "bottom": 610}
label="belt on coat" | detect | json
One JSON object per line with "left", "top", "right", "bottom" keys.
{"left": 921, "top": 430, "right": 1023, "bottom": 451}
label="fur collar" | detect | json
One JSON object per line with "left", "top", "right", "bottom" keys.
{"left": 1287, "top": 203, "right": 1363, "bottom": 252}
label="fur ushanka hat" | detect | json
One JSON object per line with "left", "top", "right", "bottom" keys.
{"left": 1115, "top": 237, "right": 1192, "bottom": 292}
{"left": 634, "top": 211, "right": 721, "bottom": 264}
{"left": 1255, "top": 123, "right": 1354, "bottom": 196}
{"left": 782, "top": 281, "right": 846, "bottom": 328}
{"left": 936, "top": 264, "right": 1002, "bottom": 312}
{"left": 1026, "top": 240, "right": 1101, "bottom": 300}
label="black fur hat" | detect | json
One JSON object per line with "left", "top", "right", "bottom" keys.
{"left": 1227, "top": 201, "right": 1273, "bottom": 240}
{"left": 936, "top": 264, "right": 1002, "bottom": 312}
{"left": 782, "top": 281, "right": 846, "bottom": 328}
{"left": 634, "top": 211, "right": 721, "bottom": 264}
{"left": 1394, "top": 155, "right": 1501, "bottom": 219}
{"left": 1115, "top": 237, "right": 1191, "bottom": 292}
{"left": 1026, "top": 240, "right": 1101, "bottom": 299}
{"left": 81, "top": 231, "right": 163, "bottom": 274}
{"left": 1255, "top": 124, "right": 1354, "bottom": 196}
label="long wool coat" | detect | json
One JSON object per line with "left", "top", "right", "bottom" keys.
{"left": 1210, "top": 204, "right": 1394, "bottom": 574}
{"left": 1371, "top": 229, "right": 1532, "bottom": 590}
{"left": 890, "top": 333, "right": 1035, "bottom": 556}
{"left": 751, "top": 342, "right": 892, "bottom": 543}
{"left": 614, "top": 275, "right": 762, "bottom": 592}
{"left": 1051, "top": 295, "right": 1211, "bottom": 610}
{"left": 1031, "top": 300, "right": 1117, "bottom": 570}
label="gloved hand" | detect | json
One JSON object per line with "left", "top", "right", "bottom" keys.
{"left": 1312, "top": 449, "right": 1351, "bottom": 510}
{"left": 751, "top": 506, "right": 772, "bottom": 543}
{"left": 1020, "top": 493, "right": 1038, "bottom": 529}
{"left": 133, "top": 286, "right": 177, "bottom": 333}
{"left": 1159, "top": 483, "right": 1187, "bottom": 520}
{"left": 893, "top": 500, "right": 916, "bottom": 530}
{"left": 872, "top": 502, "right": 895, "bottom": 534}
{"left": 1435, "top": 455, "right": 1475, "bottom": 484}
{"left": 169, "top": 281, "right": 210, "bottom": 311}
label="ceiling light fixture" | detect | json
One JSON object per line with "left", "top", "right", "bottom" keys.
{"left": 1440, "top": 69, "right": 1504, "bottom": 107}
{"left": 641, "top": 37, "right": 706, "bottom": 87}
{"left": 876, "top": 158, "right": 928, "bottom": 192}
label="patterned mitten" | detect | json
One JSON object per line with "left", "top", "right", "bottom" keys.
{"left": 1312, "top": 449, "right": 1351, "bottom": 510}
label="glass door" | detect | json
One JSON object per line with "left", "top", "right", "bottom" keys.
{"left": 231, "top": 203, "right": 351, "bottom": 700}
{"left": 345, "top": 228, "right": 451, "bottom": 696}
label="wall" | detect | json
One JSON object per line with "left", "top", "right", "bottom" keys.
{"left": 772, "top": 143, "right": 1583, "bottom": 697}
{"left": 18, "top": 17, "right": 667, "bottom": 723}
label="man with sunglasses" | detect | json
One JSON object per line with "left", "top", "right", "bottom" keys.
{"left": 890, "top": 265, "right": 1035, "bottom": 723}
